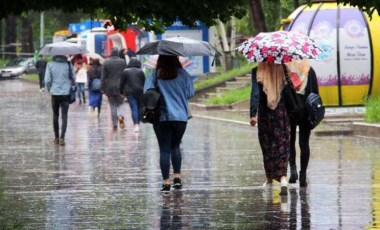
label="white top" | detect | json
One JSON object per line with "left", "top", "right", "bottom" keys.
{"left": 75, "top": 67, "right": 87, "bottom": 83}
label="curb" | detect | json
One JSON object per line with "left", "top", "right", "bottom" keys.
{"left": 352, "top": 122, "right": 380, "bottom": 137}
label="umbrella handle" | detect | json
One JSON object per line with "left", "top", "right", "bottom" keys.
{"left": 282, "top": 63, "right": 294, "bottom": 88}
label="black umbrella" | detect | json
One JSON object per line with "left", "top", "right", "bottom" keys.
{"left": 137, "top": 36, "right": 221, "bottom": 56}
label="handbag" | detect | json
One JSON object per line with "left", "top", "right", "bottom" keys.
{"left": 282, "top": 64, "right": 304, "bottom": 115}
{"left": 68, "top": 62, "right": 76, "bottom": 104}
{"left": 91, "top": 78, "right": 102, "bottom": 92}
{"left": 305, "top": 76, "right": 325, "bottom": 129}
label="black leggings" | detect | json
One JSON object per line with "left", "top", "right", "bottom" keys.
{"left": 51, "top": 95, "right": 70, "bottom": 139}
{"left": 289, "top": 107, "right": 311, "bottom": 173}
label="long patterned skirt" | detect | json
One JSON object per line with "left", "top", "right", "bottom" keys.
{"left": 258, "top": 97, "right": 290, "bottom": 182}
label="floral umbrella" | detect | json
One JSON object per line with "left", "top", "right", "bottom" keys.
{"left": 236, "top": 31, "right": 323, "bottom": 64}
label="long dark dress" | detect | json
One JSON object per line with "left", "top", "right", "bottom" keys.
{"left": 250, "top": 67, "right": 290, "bottom": 182}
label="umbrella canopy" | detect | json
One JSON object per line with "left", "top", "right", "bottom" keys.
{"left": 137, "top": 36, "right": 221, "bottom": 57}
{"left": 39, "top": 42, "right": 88, "bottom": 56}
{"left": 236, "top": 31, "right": 324, "bottom": 64}
{"left": 142, "top": 55, "right": 192, "bottom": 69}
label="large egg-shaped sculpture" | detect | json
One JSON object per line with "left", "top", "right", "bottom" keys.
{"left": 283, "top": 1, "right": 380, "bottom": 106}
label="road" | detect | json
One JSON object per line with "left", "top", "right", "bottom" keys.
{"left": 0, "top": 79, "right": 379, "bottom": 229}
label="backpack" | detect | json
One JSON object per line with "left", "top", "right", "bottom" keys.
{"left": 306, "top": 92, "right": 325, "bottom": 129}
{"left": 91, "top": 78, "right": 102, "bottom": 91}
{"left": 141, "top": 74, "right": 163, "bottom": 124}
{"left": 141, "top": 88, "right": 162, "bottom": 124}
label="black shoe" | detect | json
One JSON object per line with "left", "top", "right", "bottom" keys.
{"left": 173, "top": 178, "right": 183, "bottom": 190}
{"left": 289, "top": 166, "right": 298, "bottom": 183}
{"left": 161, "top": 184, "right": 171, "bottom": 193}
{"left": 299, "top": 171, "right": 307, "bottom": 187}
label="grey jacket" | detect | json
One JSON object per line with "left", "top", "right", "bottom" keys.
{"left": 44, "top": 55, "right": 76, "bottom": 96}
{"left": 101, "top": 48, "right": 127, "bottom": 96}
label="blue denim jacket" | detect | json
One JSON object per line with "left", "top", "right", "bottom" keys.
{"left": 144, "top": 68, "right": 195, "bottom": 122}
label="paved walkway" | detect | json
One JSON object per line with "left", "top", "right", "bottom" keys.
{"left": 1, "top": 79, "right": 380, "bottom": 229}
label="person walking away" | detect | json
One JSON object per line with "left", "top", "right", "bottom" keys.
{"left": 143, "top": 55, "right": 195, "bottom": 194}
{"left": 101, "top": 47, "right": 127, "bottom": 130}
{"left": 120, "top": 57, "right": 145, "bottom": 132}
{"left": 87, "top": 58, "right": 103, "bottom": 117}
{"left": 286, "top": 60, "right": 319, "bottom": 187}
{"left": 44, "top": 55, "right": 76, "bottom": 146}
{"left": 249, "top": 62, "right": 290, "bottom": 195}
{"left": 35, "top": 55, "right": 47, "bottom": 92}
{"left": 74, "top": 59, "right": 87, "bottom": 104}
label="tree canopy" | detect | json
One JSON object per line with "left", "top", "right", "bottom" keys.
{"left": 1, "top": 0, "right": 246, "bottom": 33}
{"left": 1, "top": 0, "right": 379, "bottom": 33}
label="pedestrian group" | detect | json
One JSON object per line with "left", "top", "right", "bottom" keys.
{"left": 41, "top": 46, "right": 319, "bottom": 196}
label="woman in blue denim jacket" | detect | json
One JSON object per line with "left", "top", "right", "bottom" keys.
{"left": 144, "top": 55, "right": 195, "bottom": 194}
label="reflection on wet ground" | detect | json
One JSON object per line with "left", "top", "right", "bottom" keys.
{"left": 0, "top": 79, "right": 380, "bottom": 228}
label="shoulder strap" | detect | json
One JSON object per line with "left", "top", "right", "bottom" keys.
{"left": 154, "top": 69, "right": 159, "bottom": 89}
{"left": 67, "top": 62, "right": 75, "bottom": 85}
{"left": 282, "top": 64, "right": 294, "bottom": 88}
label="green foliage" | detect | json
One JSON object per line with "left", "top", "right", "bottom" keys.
{"left": 207, "top": 85, "right": 251, "bottom": 105}
{"left": 0, "top": 0, "right": 248, "bottom": 33}
{"left": 23, "top": 73, "right": 39, "bottom": 81}
{"left": 365, "top": 96, "right": 380, "bottom": 123}
{"left": 0, "top": 59, "right": 8, "bottom": 66}
{"left": 194, "top": 63, "right": 256, "bottom": 90}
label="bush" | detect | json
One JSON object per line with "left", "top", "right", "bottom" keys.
{"left": 365, "top": 96, "right": 380, "bottom": 123}
{"left": 194, "top": 63, "right": 256, "bottom": 90}
{"left": 207, "top": 86, "right": 251, "bottom": 105}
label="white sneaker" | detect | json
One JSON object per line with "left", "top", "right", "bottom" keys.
{"left": 280, "top": 177, "right": 288, "bottom": 196}
{"left": 133, "top": 125, "right": 140, "bottom": 133}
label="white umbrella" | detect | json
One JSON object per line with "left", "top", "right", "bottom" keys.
{"left": 39, "top": 42, "right": 88, "bottom": 56}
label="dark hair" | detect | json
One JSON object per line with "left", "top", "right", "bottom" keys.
{"left": 93, "top": 58, "right": 101, "bottom": 66}
{"left": 156, "top": 55, "right": 182, "bottom": 80}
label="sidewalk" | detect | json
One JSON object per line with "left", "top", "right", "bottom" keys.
{"left": 1, "top": 79, "right": 379, "bottom": 229}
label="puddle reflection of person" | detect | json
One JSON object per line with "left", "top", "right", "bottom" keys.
{"left": 160, "top": 192, "right": 183, "bottom": 229}
{"left": 262, "top": 189, "right": 289, "bottom": 229}
{"left": 299, "top": 189, "right": 310, "bottom": 229}
{"left": 288, "top": 188, "right": 311, "bottom": 229}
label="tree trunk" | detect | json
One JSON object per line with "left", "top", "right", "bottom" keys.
{"left": 217, "top": 19, "right": 233, "bottom": 71}
{"left": 230, "top": 17, "right": 237, "bottom": 57}
{"left": 5, "top": 15, "right": 17, "bottom": 59}
{"left": 21, "top": 14, "right": 34, "bottom": 54}
{"left": 248, "top": 0, "right": 267, "bottom": 34}
{"left": 0, "top": 19, "right": 3, "bottom": 59}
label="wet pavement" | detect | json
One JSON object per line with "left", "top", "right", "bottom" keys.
{"left": 1, "top": 79, "right": 380, "bottom": 229}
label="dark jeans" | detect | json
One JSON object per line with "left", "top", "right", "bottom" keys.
{"left": 153, "top": 121, "right": 187, "bottom": 180}
{"left": 38, "top": 71, "right": 45, "bottom": 89}
{"left": 126, "top": 95, "right": 141, "bottom": 125}
{"left": 289, "top": 106, "right": 311, "bottom": 173}
{"left": 51, "top": 95, "right": 70, "bottom": 139}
